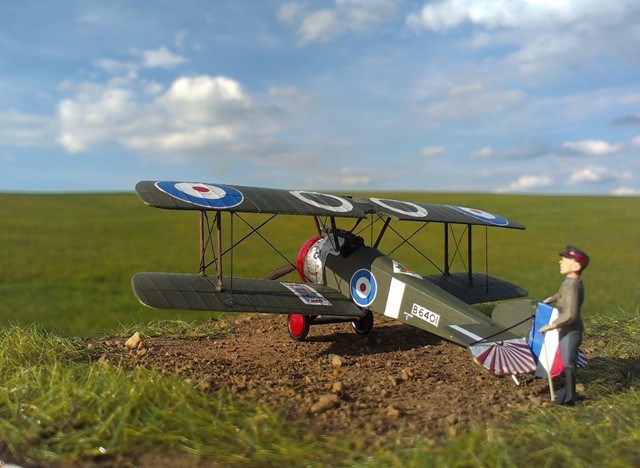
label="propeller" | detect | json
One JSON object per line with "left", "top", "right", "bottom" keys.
{"left": 264, "top": 264, "right": 296, "bottom": 280}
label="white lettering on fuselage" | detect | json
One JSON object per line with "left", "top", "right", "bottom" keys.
{"left": 405, "top": 303, "right": 441, "bottom": 327}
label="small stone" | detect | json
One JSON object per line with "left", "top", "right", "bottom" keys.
{"left": 330, "top": 354, "right": 344, "bottom": 368}
{"left": 331, "top": 381, "right": 345, "bottom": 395}
{"left": 125, "top": 332, "right": 141, "bottom": 349}
{"left": 444, "top": 413, "right": 457, "bottom": 425}
{"left": 386, "top": 404, "right": 401, "bottom": 418}
{"left": 528, "top": 395, "right": 542, "bottom": 405}
{"left": 400, "top": 368, "right": 414, "bottom": 380}
{"left": 310, "top": 394, "right": 339, "bottom": 414}
{"left": 387, "top": 375, "right": 398, "bottom": 386}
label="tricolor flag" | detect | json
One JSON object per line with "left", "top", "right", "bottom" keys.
{"left": 528, "top": 302, "right": 587, "bottom": 378}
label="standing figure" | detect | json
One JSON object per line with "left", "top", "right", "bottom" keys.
{"left": 538, "top": 245, "right": 589, "bottom": 405}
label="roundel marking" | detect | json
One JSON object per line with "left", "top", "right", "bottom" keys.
{"left": 369, "top": 198, "right": 428, "bottom": 218}
{"left": 289, "top": 190, "right": 353, "bottom": 213}
{"left": 156, "top": 181, "right": 244, "bottom": 209}
{"left": 448, "top": 205, "right": 509, "bottom": 226}
{"left": 350, "top": 269, "right": 377, "bottom": 307}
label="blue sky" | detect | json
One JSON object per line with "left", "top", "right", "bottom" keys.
{"left": 1, "top": 0, "right": 639, "bottom": 194}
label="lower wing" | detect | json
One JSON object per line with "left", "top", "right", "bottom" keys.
{"left": 132, "top": 272, "right": 365, "bottom": 317}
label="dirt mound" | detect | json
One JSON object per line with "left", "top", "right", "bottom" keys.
{"left": 88, "top": 315, "right": 550, "bottom": 444}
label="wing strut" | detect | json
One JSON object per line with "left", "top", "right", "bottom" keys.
{"left": 444, "top": 223, "right": 450, "bottom": 275}
{"left": 468, "top": 224, "right": 473, "bottom": 286}
{"left": 373, "top": 216, "right": 391, "bottom": 249}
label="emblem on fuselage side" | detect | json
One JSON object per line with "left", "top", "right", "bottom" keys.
{"left": 350, "top": 269, "right": 377, "bottom": 307}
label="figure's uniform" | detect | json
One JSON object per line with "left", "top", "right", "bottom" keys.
{"left": 548, "top": 276, "right": 584, "bottom": 403}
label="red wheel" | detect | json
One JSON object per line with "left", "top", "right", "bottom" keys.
{"left": 288, "top": 313, "right": 310, "bottom": 341}
{"left": 352, "top": 310, "right": 374, "bottom": 334}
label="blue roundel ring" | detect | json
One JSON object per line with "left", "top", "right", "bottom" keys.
{"left": 448, "top": 205, "right": 509, "bottom": 226}
{"left": 350, "top": 269, "right": 377, "bottom": 307}
{"left": 156, "top": 181, "right": 244, "bottom": 209}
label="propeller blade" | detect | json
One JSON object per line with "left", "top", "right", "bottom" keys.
{"left": 264, "top": 264, "right": 296, "bottom": 280}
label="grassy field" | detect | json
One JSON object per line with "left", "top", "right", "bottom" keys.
{"left": 0, "top": 192, "right": 637, "bottom": 335}
{"left": 1, "top": 192, "right": 638, "bottom": 465}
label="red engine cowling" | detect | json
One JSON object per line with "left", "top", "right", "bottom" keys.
{"left": 295, "top": 235, "right": 322, "bottom": 282}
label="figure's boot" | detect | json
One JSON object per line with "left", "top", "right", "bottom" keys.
{"left": 561, "top": 366, "right": 576, "bottom": 404}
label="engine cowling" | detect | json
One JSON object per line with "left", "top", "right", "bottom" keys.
{"left": 296, "top": 236, "right": 328, "bottom": 283}
{"left": 296, "top": 230, "right": 365, "bottom": 284}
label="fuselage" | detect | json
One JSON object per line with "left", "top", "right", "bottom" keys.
{"left": 299, "top": 232, "right": 524, "bottom": 347}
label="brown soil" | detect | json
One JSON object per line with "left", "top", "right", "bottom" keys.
{"left": 88, "top": 314, "right": 551, "bottom": 444}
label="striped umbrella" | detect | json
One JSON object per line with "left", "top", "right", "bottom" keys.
{"left": 470, "top": 338, "right": 537, "bottom": 375}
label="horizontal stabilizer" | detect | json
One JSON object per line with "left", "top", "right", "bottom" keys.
{"left": 132, "top": 272, "right": 365, "bottom": 317}
{"left": 423, "top": 273, "right": 528, "bottom": 305}
{"left": 469, "top": 338, "right": 537, "bottom": 375}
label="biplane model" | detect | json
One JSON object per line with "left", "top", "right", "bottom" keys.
{"left": 132, "top": 180, "right": 563, "bottom": 377}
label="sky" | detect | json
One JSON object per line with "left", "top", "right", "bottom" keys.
{"left": 1, "top": 0, "right": 639, "bottom": 195}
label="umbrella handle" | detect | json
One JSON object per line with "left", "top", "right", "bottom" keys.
{"left": 541, "top": 331, "right": 556, "bottom": 401}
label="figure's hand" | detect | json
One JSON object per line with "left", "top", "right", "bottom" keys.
{"left": 538, "top": 324, "right": 554, "bottom": 333}
{"left": 543, "top": 297, "right": 554, "bottom": 303}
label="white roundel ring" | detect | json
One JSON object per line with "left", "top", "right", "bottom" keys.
{"left": 369, "top": 198, "right": 428, "bottom": 218}
{"left": 289, "top": 190, "right": 353, "bottom": 213}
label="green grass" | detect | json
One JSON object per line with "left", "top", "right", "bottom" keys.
{"left": 1, "top": 314, "right": 638, "bottom": 466}
{"left": 1, "top": 192, "right": 637, "bottom": 335}
{"left": 0, "top": 192, "right": 638, "bottom": 465}
{"left": 0, "top": 324, "right": 356, "bottom": 466}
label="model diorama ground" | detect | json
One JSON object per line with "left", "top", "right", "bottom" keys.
{"left": 88, "top": 313, "right": 555, "bottom": 444}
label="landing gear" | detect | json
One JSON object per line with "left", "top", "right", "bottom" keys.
{"left": 288, "top": 313, "right": 310, "bottom": 341}
{"left": 352, "top": 310, "right": 374, "bottom": 334}
{"left": 287, "top": 311, "right": 373, "bottom": 341}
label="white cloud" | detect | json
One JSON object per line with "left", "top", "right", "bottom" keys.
{"left": 562, "top": 140, "right": 622, "bottom": 156}
{"left": 420, "top": 146, "right": 444, "bottom": 158}
{"left": 500, "top": 174, "right": 552, "bottom": 192}
{"left": 0, "top": 109, "right": 55, "bottom": 146}
{"left": 630, "top": 135, "right": 640, "bottom": 147}
{"left": 568, "top": 165, "right": 631, "bottom": 185}
{"left": 421, "top": 83, "right": 524, "bottom": 122}
{"left": 277, "top": 1, "right": 307, "bottom": 25}
{"left": 407, "top": 0, "right": 640, "bottom": 75}
{"left": 470, "top": 146, "right": 493, "bottom": 158}
{"left": 569, "top": 167, "right": 606, "bottom": 184}
{"left": 611, "top": 186, "right": 638, "bottom": 195}
{"left": 280, "top": 0, "right": 399, "bottom": 43}
{"left": 302, "top": 165, "right": 401, "bottom": 188}
{"left": 407, "top": 0, "right": 622, "bottom": 33}
{"left": 136, "top": 46, "right": 187, "bottom": 69}
{"left": 93, "top": 58, "right": 137, "bottom": 75}
{"left": 93, "top": 47, "right": 186, "bottom": 76}
{"left": 55, "top": 74, "right": 270, "bottom": 160}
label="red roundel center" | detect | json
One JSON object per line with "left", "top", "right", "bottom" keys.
{"left": 359, "top": 283, "right": 367, "bottom": 292}
{"left": 193, "top": 185, "right": 210, "bottom": 193}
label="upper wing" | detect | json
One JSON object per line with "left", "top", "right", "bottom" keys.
{"left": 132, "top": 272, "right": 365, "bottom": 317}
{"left": 357, "top": 196, "right": 525, "bottom": 229}
{"left": 135, "top": 180, "right": 367, "bottom": 218}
